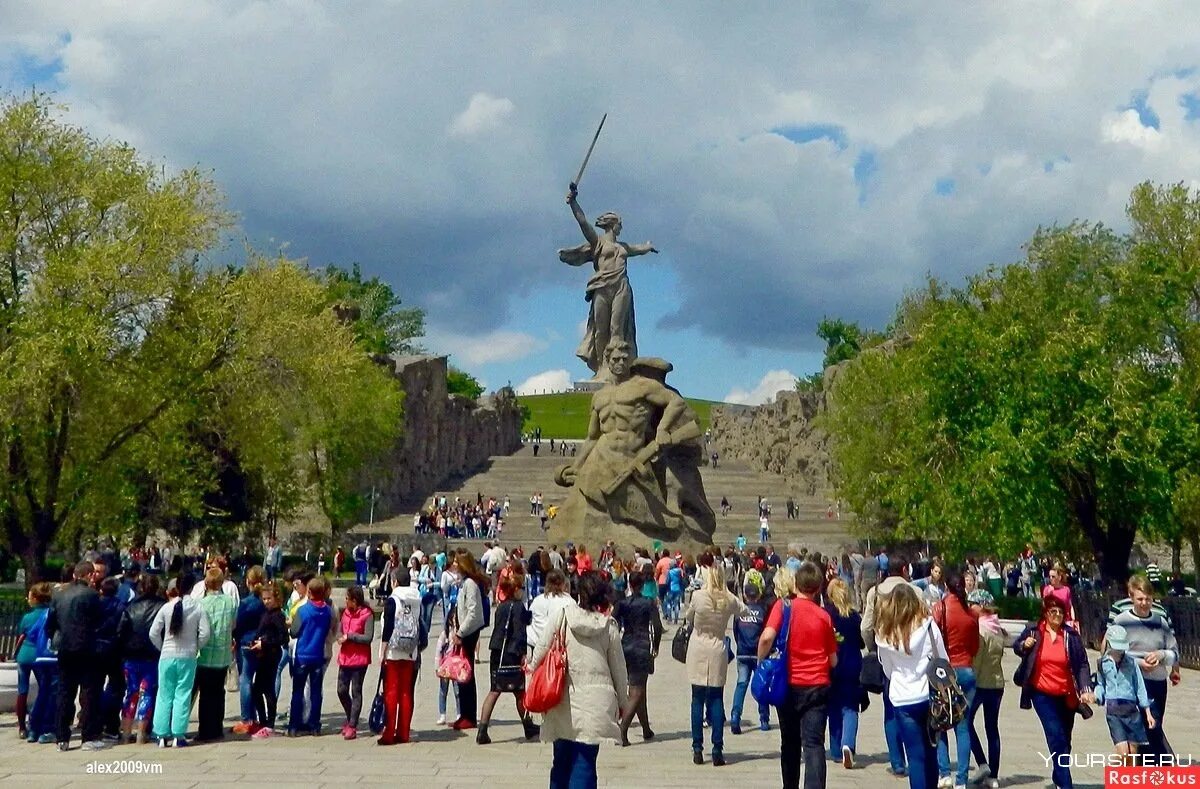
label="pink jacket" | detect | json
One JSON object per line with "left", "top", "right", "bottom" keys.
{"left": 338, "top": 605, "right": 375, "bottom": 668}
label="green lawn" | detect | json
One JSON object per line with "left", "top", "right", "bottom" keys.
{"left": 520, "top": 392, "right": 722, "bottom": 439}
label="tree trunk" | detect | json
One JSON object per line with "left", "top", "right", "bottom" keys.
{"left": 1170, "top": 535, "right": 1182, "bottom": 576}
{"left": 1068, "top": 472, "right": 1135, "bottom": 583}
{"left": 1190, "top": 532, "right": 1200, "bottom": 582}
{"left": 18, "top": 536, "right": 50, "bottom": 587}
{"left": 1099, "top": 523, "right": 1136, "bottom": 584}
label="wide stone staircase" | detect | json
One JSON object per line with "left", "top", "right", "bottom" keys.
{"left": 364, "top": 444, "right": 853, "bottom": 554}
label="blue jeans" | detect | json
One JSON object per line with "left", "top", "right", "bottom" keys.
{"left": 883, "top": 689, "right": 908, "bottom": 773}
{"left": 289, "top": 660, "right": 325, "bottom": 733}
{"left": 550, "top": 739, "right": 600, "bottom": 789}
{"left": 17, "top": 661, "right": 32, "bottom": 694}
{"left": 238, "top": 647, "right": 258, "bottom": 722}
{"left": 1030, "top": 691, "right": 1074, "bottom": 789}
{"left": 731, "top": 658, "right": 769, "bottom": 727}
{"left": 894, "top": 701, "right": 937, "bottom": 789}
{"left": 827, "top": 675, "right": 861, "bottom": 759}
{"left": 438, "top": 677, "right": 459, "bottom": 718}
{"left": 690, "top": 685, "right": 725, "bottom": 754}
{"left": 1143, "top": 678, "right": 1171, "bottom": 758}
{"left": 969, "top": 687, "right": 1003, "bottom": 779}
{"left": 274, "top": 646, "right": 291, "bottom": 700}
{"left": 29, "top": 663, "right": 58, "bottom": 738}
{"left": 936, "top": 667, "right": 976, "bottom": 785}
{"left": 665, "top": 591, "right": 681, "bottom": 623}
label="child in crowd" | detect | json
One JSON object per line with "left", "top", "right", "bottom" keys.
{"left": 434, "top": 623, "right": 461, "bottom": 726}
{"left": 288, "top": 575, "right": 335, "bottom": 736}
{"left": 249, "top": 580, "right": 289, "bottom": 738}
{"left": 665, "top": 560, "right": 685, "bottom": 624}
{"left": 16, "top": 583, "right": 56, "bottom": 743}
{"left": 1096, "top": 624, "right": 1155, "bottom": 764}
{"left": 336, "top": 586, "right": 375, "bottom": 739}
{"left": 730, "top": 580, "right": 770, "bottom": 734}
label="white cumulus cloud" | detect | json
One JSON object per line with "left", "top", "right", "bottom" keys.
{"left": 448, "top": 92, "right": 514, "bottom": 137}
{"left": 1103, "top": 109, "right": 1163, "bottom": 151}
{"left": 516, "top": 369, "right": 573, "bottom": 395}
{"left": 425, "top": 329, "right": 547, "bottom": 367}
{"left": 724, "top": 369, "right": 797, "bottom": 406}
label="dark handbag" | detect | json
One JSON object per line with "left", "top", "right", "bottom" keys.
{"left": 860, "top": 651, "right": 886, "bottom": 694}
{"left": 368, "top": 673, "right": 386, "bottom": 735}
{"left": 724, "top": 636, "right": 735, "bottom": 663}
{"left": 671, "top": 624, "right": 692, "bottom": 663}
{"left": 751, "top": 600, "right": 791, "bottom": 706}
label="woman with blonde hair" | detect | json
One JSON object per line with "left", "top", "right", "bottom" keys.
{"left": 824, "top": 578, "right": 864, "bottom": 768}
{"left": 684, "top": 562, "right": 744, "bottom": 766}
{"left": 876, "top": 583, "right": 947, "bottom": 789}
{"left": 774, "top": 565, "right": 797, "bottom": 602}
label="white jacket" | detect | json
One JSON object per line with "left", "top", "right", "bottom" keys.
{"left": 529, "top": 592, "right": 578, "bottom": 647}
{"left": 877, "top": 618, "right": 948, "bottom": 707}
{"left": 530, "top": 606, "right": 628, "bottom": 745}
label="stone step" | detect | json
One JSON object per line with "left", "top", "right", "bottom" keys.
{"left": 350, "top": 443, "right": 854, "bottom": 554}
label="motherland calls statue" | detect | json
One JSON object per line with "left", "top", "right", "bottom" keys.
{"left": 558, "top": 188, "right": 657, "bottom": 382}
{"left": 553, "top": 339, "right": 716, "bottom": 550}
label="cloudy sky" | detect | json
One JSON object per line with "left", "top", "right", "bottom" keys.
{"left": 3, "top": 1, "right": 1200, "bottom": 403}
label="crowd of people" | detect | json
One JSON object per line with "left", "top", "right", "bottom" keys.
{"left": 10, "top": 537, "right": 1187, "bottom": 789}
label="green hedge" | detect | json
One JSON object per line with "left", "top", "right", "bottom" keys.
{"left": 994, "top": 595, "right": 1043, "bottom": 622}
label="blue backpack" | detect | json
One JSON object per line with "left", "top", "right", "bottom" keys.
{"left": 27, "top": 609, "right": 56, "bottom": 661}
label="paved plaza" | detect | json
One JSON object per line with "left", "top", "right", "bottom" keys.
{"left": 1, "top": 610, "right": 1195, "bottom": 788}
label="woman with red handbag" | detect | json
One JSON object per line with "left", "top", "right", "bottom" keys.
{"left": 450, "top": 550, "right": 489, "bottom": 730}
{"left": 529, "top": 571, "right": 628, "bottom": 789}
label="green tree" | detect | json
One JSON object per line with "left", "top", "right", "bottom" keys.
{"left": 221, "top": 260, "right": 404, "bottom": 541}
{"left": 828, "top": 205, "right": 1199, "bottom": 580}
{"left": 816, "top": 317, "right": 880, "bottom": 368}
{"left": 0, "top": 96, "right": 407, "bottom": 580}
{"left": 320, "top": 262, "right": 424, "bottom": 356}
{"left": 447, "top": 366, "right": 485, "bottom": 400}
{"left": 0, "top": 95, "right": 232, "bottom": 582}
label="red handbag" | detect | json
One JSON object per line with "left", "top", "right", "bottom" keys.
{"left": 525, "top": 621, "right": 568, "bottom": 713}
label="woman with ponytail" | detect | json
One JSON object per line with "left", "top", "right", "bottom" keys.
{"left": 232, "top": 566, "right": 267, "bottom": 734}
{"left": 149, "top": 573, "right": 211, "bottom": 747}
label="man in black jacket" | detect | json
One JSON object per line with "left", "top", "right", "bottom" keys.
{"left": 47, "top": 561, "right": 106, "bottom": 751}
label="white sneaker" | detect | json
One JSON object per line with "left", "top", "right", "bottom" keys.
{"left": 955, "top": 784, "right": 968, "bottom": 789}
{"left": 938, "top": 778, "right": 953, "bottom": 789}
{"left": 984, "top": 780, "right": 999, "bottom": 789}
{"left": 436, "top": 715, "right": 446, "bottom": 725}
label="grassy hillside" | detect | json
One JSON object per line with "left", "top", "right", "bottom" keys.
{"left": 520, "top": 391, "right": 722, "bottom": 439}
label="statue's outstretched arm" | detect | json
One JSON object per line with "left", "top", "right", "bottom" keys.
{"left": 567, "top": 192, "right": 599, "bottom": 247}
{"left": 623, "top": 242, "right": 659, "bottom": 257}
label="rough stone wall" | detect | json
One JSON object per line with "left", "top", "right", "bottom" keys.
{"left": 368, "top": 355, "right": 523, "bottom": 518}
{"left": 709, "top": 384, "right": 834, "bottom": 497}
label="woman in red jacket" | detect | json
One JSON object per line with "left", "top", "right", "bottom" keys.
{"left": 934, "top": 572, "right": 979, "bottom": 789}
{"left": 1013, "top": 595, "right": 1094, "bottom": 789}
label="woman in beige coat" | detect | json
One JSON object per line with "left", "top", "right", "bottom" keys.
{"left": 685, "top": 563, "right": 744, "bottom": 766}
{"left": 530, "top": 571, "right": 628, "bottom": 789}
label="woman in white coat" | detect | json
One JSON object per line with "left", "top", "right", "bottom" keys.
{"left": 685, "top": 562, "right": 744, "bottom": 766}
{"left": 530, "top": 571, "right": 628, "bottom": 789}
